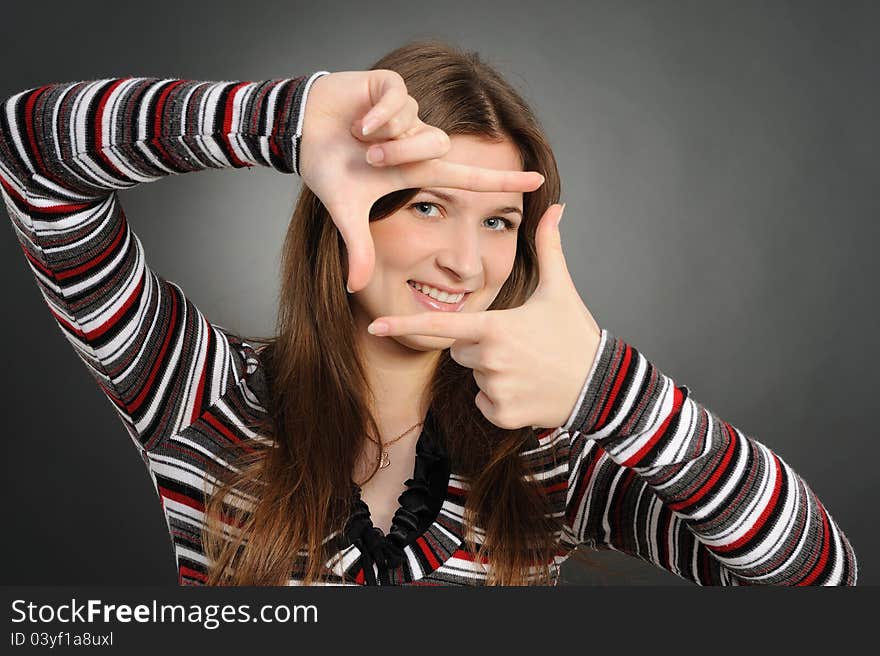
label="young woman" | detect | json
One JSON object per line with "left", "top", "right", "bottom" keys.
{"left": 0, "top": 40, "right": 857, "bottom": 586}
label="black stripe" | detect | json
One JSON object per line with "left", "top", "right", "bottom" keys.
{"left": 695, "top": 438, "right": 755, "bottom": 523}
{"left": 711, "top": 465, "right": 791, "bottom": 561}
{"left": 209, "top": 81, "right": 242, "bottom": 166}
{"left": 0, "top": 91, "right": 32, "bottom": 178}
{"left": 601, "top": 346, "right": 649, "bottom": 433}
{"left": 155, "top": 471, "right": 206, "bottom": 506}
{"left": 138, "top": 80, "right": 190, "bottom": 174}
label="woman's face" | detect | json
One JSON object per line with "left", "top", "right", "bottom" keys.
{"left": 351, "top": 134, "right": 525, "bottom": 353}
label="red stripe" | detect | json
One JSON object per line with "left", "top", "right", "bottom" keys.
{"left": 44, "top": 282, "right": 141, "bottom": 345}
{"left": 96, "top": 381, "right": 124, "bottom": 410}
{"left": 46, "top": 302, "right": 96, "bottom": 344}
{"left": 93, "top": 78, "right": 130, "bottom": 177}
{"left": 160, "top": 486, "right": 242, "bottom": 528}
{"left": 128, "top": 284, "right": 179, "bottom": 413}
{"left": 595, "top": 343, "right": 632, "bottom": 431}
{"left": 797, "top": 495, "right": 832, "bottom": 586}
{"left": 19, "top": 244, "right": 56, "bottom": 279}
{"left": 622, "top": 385, "right": 686, "bottom": 468}
{"left": 268, "top": 80, "right": 286, "bottom": 158}
{"left": 55, "top": 210, "right": 127, "bottom": 280}
{"left": 44, "top": 251, "right": 145, "bottom": 344}
{"left": 20, "top": 208, "right": 127, "bottom": 340}
{"left": 713, "top": 451, "right": 784, "bottom": 554}
{"left": 87, "top": 275, "right": 144, "bottom": 342}
{"left": 150, "top": 80, "right": 186, "bottom": 163}
{"left": 543, "top": 480, "right": 568, "bottom": 494}
{"left": 204, "top": 410, "right": 250, "bottom": 448}
{"left": 415, "top": 536, "right": 441, "bottom": 570}
{"left": 159, "top": 486, "right": 204, "bottom": 512}
{"left": 451, "top": 549, "right": 489, "bottom": 564}
{"left": 13, "top": 84, "right": 79, "bottom": 192}
{"left": 179, "top": 566, "right": 208, "bottom": 583}
{"left": 188, "top": 318, "right": 210, "bottom": 426}
{"left": 221, "top": 82, "right": 249, "bottom": 167}
{"left": 667, "top": 417, "right": 736, "bottom": 511}
{"left": 0, "top": 169, "right": 91, "bottom": 212}
{"left": 249, "top": 80, "right": 271, "bottom": 133}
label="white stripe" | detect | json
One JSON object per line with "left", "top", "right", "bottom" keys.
{"left": 133, "top": 79, "right": 179, "bottom": 175}
{"left": 69, "top": 80, "right": 133, "bottom": 188}
{"left": 699, "top": 443, "right": 779, "bottom": 550}
{"left": 228, "top": 82, "right": 259, "bottom": 165}
{"left": 562, "top": 328, "right": 609, "bottom": 432}
{"left": 601, "top": 466, "right": 626, "bottom": 543}
{"left": 102, "top": 78, "right": 161, "bottom": 183}
{"left": 588, "top": 350, "right": 649, "bottom": 441}
{"left": 3, "top": 89, "right": 36, "bottom": 173}
{"left": 523, "top": 461, "right": 567, "bottom": 482}
{"left": 177, "top": 310, "right": 210, "bottom": 433}
{"left": 738, "top": 473, "right": 806, "bottom": 575}
{"left": 28, "top": 195, "right": 107, "bottom": 234}
{"left": 198, "top": 83, "right": 233, "bottom": 167}
{"left": 294, "top": 71, "right": 331, "bottom": 138}
{"left": 132, "top": 301, "right": 188, "bottom": 436}
{"left": 608, "top": 375, "right": 675, "bottom": 462}
{"left": 684, "top": 425, "right": 750, "bottom": 521}
{"left": 647, "top": 494, "right": 663, "bottom": 564}
{"left": 175, "top": 545, "right": 209, "bottom": 567}
{"left": 824, "top": 515, "right": 847, "bottom": 585}
{"left": 166, "top": 434, "right": 242, "bottom": 474}
{"left": 258, "top": 81, "right": 282, "bottom": 164}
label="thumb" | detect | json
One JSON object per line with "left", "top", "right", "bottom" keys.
{"left": 331, "top": 207, "right": 376, "bottom": 294}
{"left": 535, "top": 203, "right": 571, "bottom": 293}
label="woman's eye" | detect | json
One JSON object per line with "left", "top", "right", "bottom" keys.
{"left": 409, "top": 202, "right": 516, "bottom": 232}
{"left": 484, "top": 217, "right": 516, "bottom": 231}
{"left": 411, "top": 202, "right": 440, "bottom": 218}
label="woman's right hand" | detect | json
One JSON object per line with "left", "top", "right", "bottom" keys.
{"left": 299, "top": 70, "right": 546, "bottom": 294}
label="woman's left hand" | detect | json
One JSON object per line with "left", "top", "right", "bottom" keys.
{"left": 367, "top": 204, "right": 602, "bottom": 430}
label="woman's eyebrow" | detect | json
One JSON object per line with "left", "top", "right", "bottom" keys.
{"left": 419, "top": 188, "right": 523, "bottom": 219}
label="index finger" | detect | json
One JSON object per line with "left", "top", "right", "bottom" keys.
{"left": 369, "top": 309, "right": 487, "bottom": 341}
{"left": 402, "top": 159, "right": 545, "bottom": 194}
{"left": 360, "top": 69, "right": 409, "bottom": 135}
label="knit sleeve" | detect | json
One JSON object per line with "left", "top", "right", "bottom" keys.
{"left": 0, "top": 72, "right": 329, "bottom": 452}
{"left": 560, "top": 328, "right": 858, "bottom": 585}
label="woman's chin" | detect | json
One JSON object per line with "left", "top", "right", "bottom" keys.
{"left": 394, "top": 334, "right": 454, "bottom": 353}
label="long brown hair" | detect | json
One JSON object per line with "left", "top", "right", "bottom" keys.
{"left": 203, "top": 39, "right": 579, "bottom": 585}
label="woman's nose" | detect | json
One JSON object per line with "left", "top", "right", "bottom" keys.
{"left": 434, "top": 224, "right": 483, "bottom": 281}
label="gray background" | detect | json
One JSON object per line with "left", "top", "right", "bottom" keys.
{"left": 1, "top": 0, "right": 876, "bottom": 586}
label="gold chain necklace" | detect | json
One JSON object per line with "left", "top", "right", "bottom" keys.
{"left": 367, "top": 420, "right": 423, "bottom": 469}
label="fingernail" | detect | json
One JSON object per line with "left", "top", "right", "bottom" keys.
{"left": 347, "top": 283, "right": 354, "bottom": 294}
{"left": 367, "top": 321, "right": 388, "bottom": 335}
{"left": 362, "top": 118, "right": 376, "bottom": 136}
{"left": 557, "top": 203, "right": 566, "bottom": 227}
{"left": 366, "top": 146, "right": 384, "bottom": 164}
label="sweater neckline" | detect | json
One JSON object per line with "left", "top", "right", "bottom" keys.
{"left": 327, "top": 407, "right": 464, "bottom": 585}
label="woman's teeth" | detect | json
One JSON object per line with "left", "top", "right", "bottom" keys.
{"left": 407, "top": 280, "right": 464, "bottom": 303}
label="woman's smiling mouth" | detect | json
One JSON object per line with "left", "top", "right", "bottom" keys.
{"left": 407, "top": 280, "right": 471, "bottom": 312}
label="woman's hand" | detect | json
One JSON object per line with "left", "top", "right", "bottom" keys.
{"left": 299, "top": 69, "right": 546, "bottom": 293}
{"left": 365, "top": 204, "right": 602, "bottom": 430}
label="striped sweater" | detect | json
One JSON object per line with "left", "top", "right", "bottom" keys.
{"left": 0, "top": 72, "right": 857, "bottom": 586}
